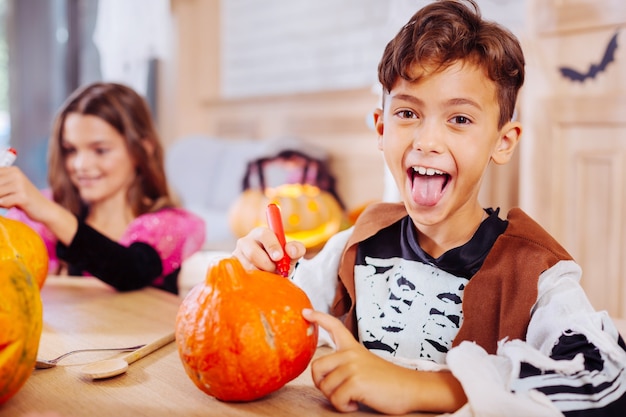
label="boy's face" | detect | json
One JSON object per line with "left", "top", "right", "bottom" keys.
{"left": 374, "top": 61, "right": 521, "bottom": 231}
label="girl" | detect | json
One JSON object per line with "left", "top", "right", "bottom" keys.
{"left": 0, "top": 82, "right": 205, "bottom": 294}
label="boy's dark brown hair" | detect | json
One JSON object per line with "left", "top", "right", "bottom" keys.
{"left": 378, "top": 0, "right": 525, "bottom": 128}
{"left": 48, "top": 82, "right": 174, "bottom": 217}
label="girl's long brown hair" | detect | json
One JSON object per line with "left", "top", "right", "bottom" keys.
{"left": 47, "top": 82, "right": 174, "bottom": 217}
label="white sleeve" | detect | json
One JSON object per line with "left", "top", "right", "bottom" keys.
{"left": 446, "top": 260, "right": 626, "bottom": 417}
{"left": 291, "top": 227, "right": 352, "bottom": 313}
{"left": 291, "top": 228, "right": 353, "bottom": 347}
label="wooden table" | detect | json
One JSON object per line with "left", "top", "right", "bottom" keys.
{"left": 2, "top": 276, "right": 432, "bottom": 416}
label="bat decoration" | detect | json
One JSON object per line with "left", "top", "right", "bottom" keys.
{"left": 558, "top": 31, "right": 619, "bottom": 82}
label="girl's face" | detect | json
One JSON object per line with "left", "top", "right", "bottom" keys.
{"left": 374, "top": 61, "right": 521, "bottom": 235}
{"left": 62, "top": 113, "right": 136, "bottom": 206}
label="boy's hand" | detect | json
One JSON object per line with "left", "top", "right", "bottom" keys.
{"left": 302, "top": 309, "right": 420, "bottom": 414}
{"left": 302, "top": 309, "right": 467, "bottom": 414}
{"left": 232, "top": 226, "right": 305, "bottom": 275}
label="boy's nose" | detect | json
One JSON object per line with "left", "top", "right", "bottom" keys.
{"left": 413, "top": 121, "right": 444, "bottom": 153}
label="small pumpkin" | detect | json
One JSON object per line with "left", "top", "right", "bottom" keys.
{"left": 176, "top": 256, "right": 318, "bottom": 402}
{"left": 0, "top": 258, "right": 43, "bottom": 404}
{"left": 229, "top": 150, "right": 347, "bottom": 249}
{"left": 0, "top": 217, "right": 49, "bottom": 288}
{"left": 229, "top": 184, "right": 345, "bottom": 249}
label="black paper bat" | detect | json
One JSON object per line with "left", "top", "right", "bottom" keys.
{"left": 559, "top": 31, "right": 619, "bottom": 82}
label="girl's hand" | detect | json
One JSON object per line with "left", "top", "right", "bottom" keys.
{"left": 232, "top": 226, "right": 305, "bottom": 275}
{"left": 302, "top": 309, "right": 467, "bottom": 415}
{"left": 0, "top": 166, "right": 78, "bottom": 245}
{"left": 0, "top": 166, "right": 51, "bottom": 221}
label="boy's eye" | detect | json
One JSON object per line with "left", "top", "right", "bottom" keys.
{"left": 450, "top": 115, "right": 471, "bottom": 125}
{"left": 95, "top": 147, "right": 109, "bottom": 155}
{"left": 396, "top": 110, "right": 417, "bottom": 119}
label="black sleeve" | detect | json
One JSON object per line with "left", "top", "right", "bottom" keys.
{"left": 56, "top": 221, "right": 163, "bottom": 291}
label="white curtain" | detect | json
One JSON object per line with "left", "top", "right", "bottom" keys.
{"left": 92, "top": 0, "right": 172, "bottom": 96}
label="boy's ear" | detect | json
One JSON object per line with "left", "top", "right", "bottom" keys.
{"left": 373, "top": 108, "right": 384, "bottom": 150}
{"left": 491, "top": 121, "right": 521, "bottom": 165}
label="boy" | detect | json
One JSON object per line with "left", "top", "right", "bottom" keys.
{"left": 233, "top": 0, "right": 626, "bottom": 415}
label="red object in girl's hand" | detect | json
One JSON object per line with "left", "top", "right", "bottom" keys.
{"left": 266, "top": 204, "right": 291, "bottom": 277}
{"left": 0, "top": 147, "right": 17, "bottom": 167}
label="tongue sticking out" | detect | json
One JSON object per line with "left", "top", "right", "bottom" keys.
{"left": 411, "top": 174, "right": 447, "bottom": 206}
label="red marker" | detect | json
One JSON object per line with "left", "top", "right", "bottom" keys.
{"left": 0, "top": 147, "right": 17, "bottom": 167}
{"left": 266, "top": 203, "right": 291, "bottom": 277}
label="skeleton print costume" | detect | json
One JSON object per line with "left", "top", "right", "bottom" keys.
{"left": 293, "top": 203, "right": 626, "bottom": 416}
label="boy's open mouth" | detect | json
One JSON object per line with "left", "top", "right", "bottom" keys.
{"left": 408, "top": 166, "right": 450, "bottom": 206}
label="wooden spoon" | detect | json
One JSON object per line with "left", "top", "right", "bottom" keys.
{"left": 80, "top": 332, "right": 175, "bottom": 380}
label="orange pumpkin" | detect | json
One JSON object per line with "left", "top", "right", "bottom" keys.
{"left": 176, "top": 257, "right": 318, "bottom": 402}
{"left": 0, "top": 258, "right": 43, "bottom": 404}
{"left": 0, "top": 217, "right": 48, "bottom": 288}
{"left": 229, "top": 184, "right": 345, "bottom": 249}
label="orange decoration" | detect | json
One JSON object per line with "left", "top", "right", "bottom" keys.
{"left": 229, "top": 184, "right": 345, "bottom": 249}
{"left": 176, "top": 257, "right": 319, "bottom": 402}
{"left": 0, "top": 217, "right": 49, "bottom": 288}
{"left": 0, "top": 258, "right": 43, "bottom": 404}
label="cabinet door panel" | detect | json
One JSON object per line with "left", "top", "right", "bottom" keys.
{"left": 525, "top": 0, "right": 626, "bottom": 322}
{"left": 554, "top": 124, "right": 626, "bottom": 317}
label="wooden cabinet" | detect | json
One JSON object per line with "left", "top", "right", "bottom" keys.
{"left": 522, "top": 0, "right": 626, "bottom": 320}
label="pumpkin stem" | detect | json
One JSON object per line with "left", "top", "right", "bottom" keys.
{"left": 206, "top": 257, "right": 247, "bottom": 289}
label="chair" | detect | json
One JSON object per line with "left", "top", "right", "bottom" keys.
{"left": 165, "top": 135, "right": 269, "bottom": 246}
